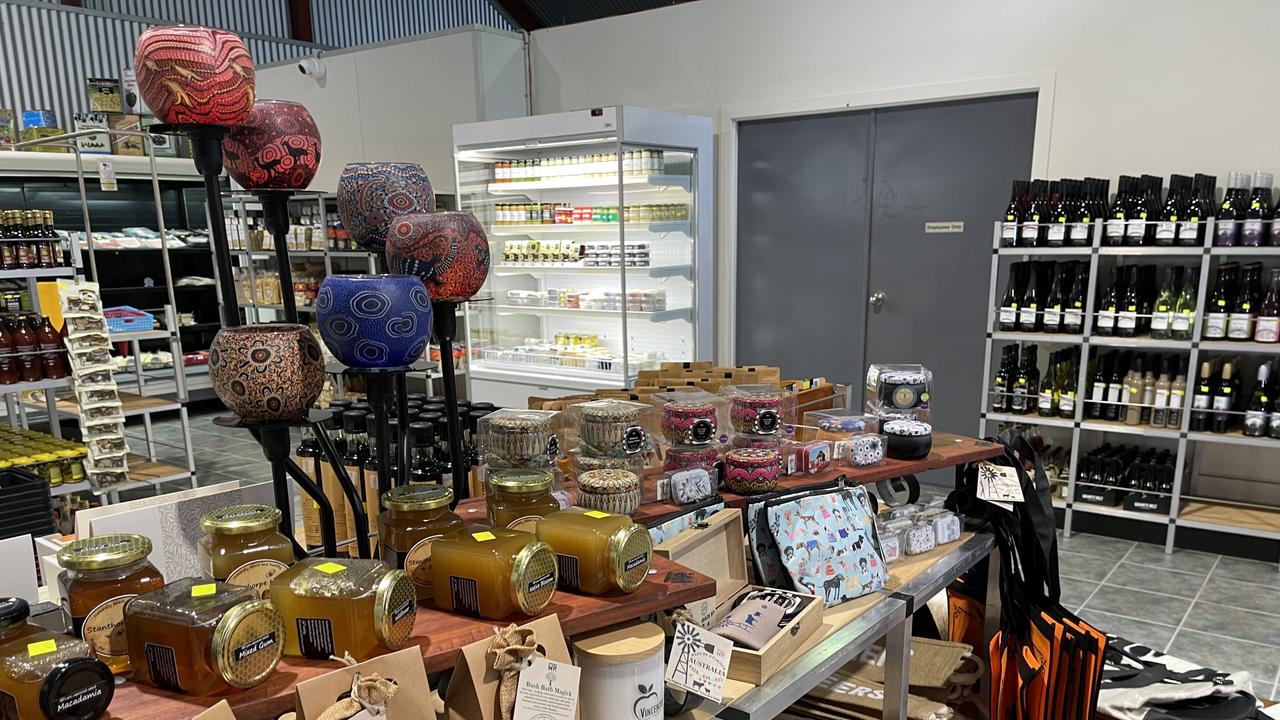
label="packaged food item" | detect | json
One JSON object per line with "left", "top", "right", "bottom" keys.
{"left": 377, "top": 484, "right": 464, "bottom": 598}
{"left": 536, "top": 509, "right": 652, "bottom": 595}
{"left": 269, "top": 558, "right": 416, "bottom": 661}
{"left": 431, "top": 528, "right": 557, "bottom": 619}
{"left": 486, "top": 469, "right": 560, "bottom": 532}
{"left": 124, "top": 578, "right": 284, "bottom": 695}
{"left": 576, "top": 469, "right": 642, "bottom": 516}
{"left": 56, "top": 534, "right": 165, "bottom": 674}
{"left": 198, "top": 504, "right": 295, "bottom": 599}
{"left": 0, "top": 598, "right": 115, "bottom": 720}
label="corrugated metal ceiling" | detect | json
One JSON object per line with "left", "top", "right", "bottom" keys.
{"left": 518, "top": 0, "right": 694, "bottom": 28}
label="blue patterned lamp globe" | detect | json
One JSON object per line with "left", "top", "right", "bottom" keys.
{"left": 316, "top": 275, "right": 433, "bottom": 368}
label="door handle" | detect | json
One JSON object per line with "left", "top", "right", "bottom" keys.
{"left": 869, "top": 290, "right": 886, "bottom": 311}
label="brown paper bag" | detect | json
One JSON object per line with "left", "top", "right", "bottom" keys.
{"left": 294, "top": 647, "right": 433, "bottom": 720}
{"left": 442, "top": 614, "right": 580, "bottom": 720}
{"left": 193, "top": 700, "right": 238, "bottom": 720}
{"left": 843, "top": 637, "right": 973, "bottom": 689}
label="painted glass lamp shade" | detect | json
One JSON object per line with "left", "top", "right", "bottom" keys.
{"left": 222, "top": 100, "right": 321, "bottom": 190}
{"left": 134, "top": 25, "right": 256, "bottom": 126}
{"left": 336, "top": 163, "right": 435, "bottom": 251}
{"left": 209, "top": 324, "right": 324, "bottom": 420}
{"left": 316, "top": 275, "right": 433, "bottom": 368}
{"left": 385, "top": 212, "right": 491, "bottom": 302}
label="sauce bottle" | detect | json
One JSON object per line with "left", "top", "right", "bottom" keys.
{"left": 9, "top": 315, "right": 40, "bottom": 383}
{"left": 0, "top": 318, "right": 17, "bottom": 385}
{"left": 36, "top": 316, "right": 66, "bottom": 379}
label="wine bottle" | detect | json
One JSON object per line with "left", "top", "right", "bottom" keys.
{"left": 1063, "top": 261, "right": 1086, "bottom": 334}
{"left": 1000, "top": 180, "right": 1025, "bottom": 247}
{"left": 1018, "top": 262, "right": 1041, "bottom": 332}
{"left": 1190, "top": 360, "right": 1213, "bottom": 432}
{"left": 1088, "top": 351, "right": 1109, "bottom": 420}
{"left": 1211, "top": 361, "right": 1235, "bottom": 433}
{"left": 1026, "top": 344, "right": 1041, "bottom": 414}
{"left": 1151, "top": 356, "right": 1172, "bottom": 427}
{"left": 1255, "top": 268, "right": 1280, "bottom": 343}
{"left": 1019, "top": 180, "right": 1046, "bottom": 247}
{"left": 1204, "top": 264, "right": 1232, "bottom": 340}
{"left": 1155, "top": 175, "right": 1187, "bottom": 246}
{"left": 1058, "top": 348, "right": 1078, "bottom": 420}
{"left": 1172, "top": 267, "right": 1199, "bottom": 340}
{"left": 1069, "top": 180, "right": 1093, "bottom": 246}
{"left": 1244, "top": 362, "right": 1270, "bottom": 437}
{"left": 1138, "top": 264, "right": 1156, "bottom": 335}
{"left": 1123, "top": 354, "right": 1145, "bottom": 426}
{"left": 1150, "top": 267, "right": 1178, "bottom": 340}
{"left": 1215, "top": 172, "right": 1247, "bottom": 246}
{"left": 1037, "top": 350, "right": 1057, "bottom": 417}
{"left": 1167, "top": 357, "right": 1188, "bottom": 429}
{"left": 1010, "top": 345, "right": 1031, "bottom": 414}
{"left": 992, "top": 345, "right": 1012, "bottom": 412}
{"left": 998, "top": 262, "right": 1021, "bottom": 332}
{"left": 1269, "top": 378, "right": 1280, "bottom": 439}
{"left": 1105, "top": 176, "right": 1131, "bottom": 246}
{"left": 1242, "top": 171, "right": 1274, "bottom": 247}
{"left": 1096, "top": 266, "right": 1121, "bottom": 336}
{"left": 1042, "top": 262, "right": 1066, "bottom": 333}
{"left": 1228, "top": 262, "right": 1260, "bottom": 341}
{"left": 1117, "top": 265, "right": 1140, "bottom": 338}
{"left": 1140, "top": 357, "right": 1156, "bottom": 425}
{"left": 1104, "top": 351, "right": 1127, "bottom": 422}
{"left": 1124, "top": 176, "right": 1157, "bottom": 246}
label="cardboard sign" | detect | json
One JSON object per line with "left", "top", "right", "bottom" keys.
{"left": 512, "top": 656, "right": 579, "bottom": 720}
{"left": 294, "top": 647, "right": 433, "bottom": 720}
{"left": 977, "top": 462, "right": 1023, "bottom": 510}
{"left": 664, "top": 622, "right": 732, "bottom": 703}
{"left": 193, "top": 700, "right": 237, "bottom": 720}
{"left": 443, "top": 614, "right": 580, "bottom": 720}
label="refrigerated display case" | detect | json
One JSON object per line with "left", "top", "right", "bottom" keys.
{"left": 453, "top": 107, "right": 713, "bottom": 407}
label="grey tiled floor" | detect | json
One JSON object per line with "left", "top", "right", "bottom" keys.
{"left": 1060, "top": 530, "right": 1280, "bottom": 701}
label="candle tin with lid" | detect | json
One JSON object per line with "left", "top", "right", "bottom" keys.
{"left": 724, "top": 448, "right": 781, "bottom": 495}
{"left": 576, "top": 468, "right": 642, "bottom": 515}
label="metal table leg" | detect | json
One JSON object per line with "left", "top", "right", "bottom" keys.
{"left": 883, "top": 609, "right": 912, "bottom": 720}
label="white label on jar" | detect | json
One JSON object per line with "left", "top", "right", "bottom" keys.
{"left": 1155, "top": 222, "right": 1177, "bottom": 241}
{"left": 1019, "top": 306, "right": 1037, "bottom": 326}
{"left": 1105, "top": 219, "right": 1125, "bottom": 238}
{"left": 1001, "top": 223, "right": 1017, "bottom": 241}
{"left": 1172, "top": 312, "right": 1192, "bottom": 332}
{"left": 403, "top": 535, "right": 444, "bottom": 589}
{"left": 1070, "top": 223, "right": 1090, "bottom": 241}
{"left": 999, "top": 307, "right": 1017, "bottom": 324}
{"left": 1151, "top": 310, "right": 1170, "bottom": 331}
{"left": 1047, "top": 224, "right": 1066, "bottom": 242}
{"left": 78, "top": 595, "right": 135, "bottom": 657}
{"left": 226, "top": 559, "right": 290, "bottom": 599}
{"left": 1228, "top": 314, "right": 1254, "bottom": 339}
{"left": 1097, "top": 310, "right": 1116, "bottom": 329}
{"left": 507, "top": 515, "right": 544, "bottom": 534}
{"left": 1255, "top": 317, "right": 1280, "bottom": 342}
{"left": 1205, "top": 313, "right": 1228, "bottom": 337}
{"left": 1118, "top": 311, "right": 1137, "bottom": 330}
{"left": 1043, "top": 307, "right": 1061, "bottom": 328}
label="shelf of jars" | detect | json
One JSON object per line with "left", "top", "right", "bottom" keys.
{"left": 490, "top": 220, "right": 691, "bottom": 236}
{"left": 483, "top": 173, "right": 691, "bottom": 195}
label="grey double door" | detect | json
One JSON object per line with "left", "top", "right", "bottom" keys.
{"left": 736, "top": 94, "right": 1037, "bottom": 437}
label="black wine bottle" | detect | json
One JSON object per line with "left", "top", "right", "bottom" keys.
{"left": 998, "top": 262, "right": 1021, "bottom": 332}
{"left": 1018, "top": 262, "right": 1041, "bottom": 332}
{"left": 1088, "top": 351, "right": 1109, "bottom": 420}
{"left": 1242, "top": 171, "right": 1273, "bottom": 247}
{"left": 1000, "top": 180, "right": 1025, "bottom": 248}
{"left": 1042, "top": 262, "right": 1066, "bottom": 333}
{"left": 1117, "top": 265, "right": 1140, "bottom": 338}
{"left": 1095, "top": 266, "right": 1121, "bottom": 336}
{"left": 1105, "top": 176, "right": 1131, "bottom": 246}
{"left": 1063, "top": 261, "right": 1086, "bottom": 334}
{"left": 1190, "top": 360, "right": 1214, "bottom": 432}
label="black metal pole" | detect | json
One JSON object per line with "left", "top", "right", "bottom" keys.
{"left": 432, "top": 300, "right": 468, "bottom": 503}
{"left": 282, "top": 459, "right": 339, "bottom": 558}
{"left": 312, "top": 420, "right": 371, "bottom": 558}
{"left": 394, "top": 371, "right": 410, "bottom": 486}
{"left": 366, "top": 373, "right": 395, "bottom": 499}
{"left": 252, "top": 425, "right": 338, "bottom": 558}
{"left": 186, "top": 125, "right": 240, "bottom": 328}
{"left": 260, "top": 191, "right": 298, "bottom": 323}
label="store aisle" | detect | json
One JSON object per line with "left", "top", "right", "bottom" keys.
{"left": 1060, "top": 531, "right": 1280, "bottom": 701}
{"left": 121, "top": 406, "right": 280, "bottom": 497}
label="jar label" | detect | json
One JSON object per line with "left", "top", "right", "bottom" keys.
{"left": 396, "top": 535, "right": 443, "bottom": 588}
{"left": 556, "top": 553, "right": 581, "bottom": 591}
{"left": 624, "top": 552, "right": 649, "bottom": 573}
{"left": 689, "top": 418, "right": 715, "bottom": 444}
{"left": 449, "top": 576, "right": 480, "bottom": 615}
{"left": 226, "top": 559, "right": 290, "bottom": 599}
{"left": 622, "top": 426, "right": 646, "bottom": 454}
{"left": 755, "top": 409, "right": 780, "bottom": 434}
{"left": 144, "top": 642, "right": 183, "bottom": 692}
{"left": 233, "top": 631, "right": 278, "bottom": 662}
{"left": 295, "top": 618, "right": 335, "bottom": 660}
{"left": 892, "top": 387, "right": 918, "bottom": 409}
{"left": 507, "top": 515, "right": 543, "bottom": 534}
{"left": 76, "top": 594, "right": 134, "bottom": 658}
{"left": 527, "top": 571, "right": 556, "bottom": 597}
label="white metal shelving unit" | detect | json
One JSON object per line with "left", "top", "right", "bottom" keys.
{"left": 978, "top": 218, "right": 1280, "bottom": 566}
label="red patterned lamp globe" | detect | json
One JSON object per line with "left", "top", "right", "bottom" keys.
{"left": 134, "top": 25, "right": 255, "bottom": 126}
{"left": 222, "top": 100, "right": 321, "bottom": 190}
{"left": 385, "top": 212, "right": 491, "bottom": 302}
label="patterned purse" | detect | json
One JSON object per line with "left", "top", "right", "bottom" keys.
{"left": 766, "top": 485, "right": 886, "bottom": 606}
{"left": 645, "top": 497, "right": 725, "bottom": 546}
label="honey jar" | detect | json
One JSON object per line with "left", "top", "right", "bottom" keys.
{"left": 56, "top": 534, "right": 165, "bottom": 674}
{"left": 124, "top": 578, "right": 284, "bottom": 695}
{"left": 486, "top": 469, "right": 559, "bottom": 532}
{"left": 378, "top": 484, "right": 465, "bottom": 598}
{"left": 270, "top": 558, "right": 416, "bottom": 660}
{"left": 431, "top": 528, "right": 557, "bottom": 619}
{"left": 536, "top": 509, "right": 652, "bottom": 595}
{"left": 0, "top": 598, "right": 114, "bottom": 720}
{"left": 198, "top": 504, "right": 295, "bottom": 599}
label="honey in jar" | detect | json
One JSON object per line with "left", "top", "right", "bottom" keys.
{"left": 198, "top": 504, "right": 296, "bottom": 599}
{"left": 486, "top": 469, "right": 559, "bottom": 533}
{"left": 0, "top": 598, "right": 115, "bottom": 720}
{"left": 56, "top": 534, "right": 164, "bottom": 674}
{"left": 536, "top": 509, "right": 652, "bottom": 595}
{"left": 377, "top": 484, "right": 464, "bottom": 598}
{"left": 431, "top": 528, "right": 558, "bottom": 620}
{"left": 269, "top": 558, "right": 416, "bottom": 661}
{"left": 124, "top": 578, "right": 284, "bottom": 695}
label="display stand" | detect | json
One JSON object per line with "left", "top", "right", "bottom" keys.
{"left": 258, "top": 189, "right": 298, "bottom": 322}
{"left": 327, "top": 362, "right": 416, "bottom": 493}
{"left": 432, "top": 299, "right": 469, "bottom": 504}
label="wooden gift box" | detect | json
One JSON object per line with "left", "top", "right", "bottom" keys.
{"left": 653, "top": 508, "right": 823, "bottom": 684}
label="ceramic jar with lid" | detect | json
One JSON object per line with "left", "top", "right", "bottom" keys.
{"left": 576, "top": 468, "right": 642, "bottom": 515}
{"left": 573, "top": 621, "right": 665, "bottom": 720}
{"left": 723, "top": 448, "right": 781, "bottom": 495}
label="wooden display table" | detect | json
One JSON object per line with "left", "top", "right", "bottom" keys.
{"left": 105, "top": 555, "right": 715, "bottom": 720}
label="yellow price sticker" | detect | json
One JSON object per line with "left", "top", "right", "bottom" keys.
{"left": 472, "top": 531, "right": 497, "bottom": 542}
{"left": 27, "top": 639, "right": 57, "bottom": 657}
{"left": 583, "top": 510, "right": 611, "bottom": 519}
{"left": 191, "top": 583, "right": 217, "bottom": 598}
{"left": 314, "top": 562, "right": 347, "bottom": 574}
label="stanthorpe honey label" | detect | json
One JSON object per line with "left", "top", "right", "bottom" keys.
{"left": 226, "top": 559, "right": 290, "bottom": 599}
{"left": 507, "top": 516, "right": 543, "bottom": 534}
{"left": 75, "top": 595, "right": 134, "bottom": 657}
{"left": 403, "top": 535, "right": 442, "bottom": 587}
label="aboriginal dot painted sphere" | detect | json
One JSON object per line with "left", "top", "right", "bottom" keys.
{"left": 336, "top": 163, "right": 435, "bottom": 251}
{"left": 316, "top": 275, "right": 433, "bottom": 369}
{"left": 222, "top": 100, "right": 321, "bottom": 190}
{"left": 209, "top": 324, "right": 324, "bottom": 420}
{"left": 135, "top": 25, "right": 256, "bottom": 126}
{"left": 385, "top": 212, "right": 490, "bottom": 302}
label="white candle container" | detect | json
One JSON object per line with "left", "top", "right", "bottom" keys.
{"left": 573, "top": 621, "right": 665, "bottom": 720}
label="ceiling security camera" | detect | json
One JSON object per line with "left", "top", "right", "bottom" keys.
{"left": 297, "top": 56, "right": 326, "bottom": 81}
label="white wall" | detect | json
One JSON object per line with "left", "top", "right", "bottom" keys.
{"left": 255, "top": 26, "right": 527, "bottom": 194}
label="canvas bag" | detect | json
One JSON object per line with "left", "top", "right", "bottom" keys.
{"left": 1097, "top": 635, "right": 1265, "bottom": 720}
{"left": 766, "top": 484, "right": 885, "bottom": 606}
{"left": 645, "top": 496, "right": 724, "bottom": 545}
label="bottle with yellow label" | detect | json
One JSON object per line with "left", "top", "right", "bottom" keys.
{"left": 269, "top": 558, "right": 416, "bottom": 661}
{"left": 535, "top": 509, "right": 652, "bottom": 595}
{"left": 198, "top": 504, "right": 296, "bottom": 599}
{"left": 56, "top": 534, "right": 165, "bottom": 674}
{"left": 485, "top": 469, "right": 559, "bottom": 533}
{"left": 124, "top": 578, "right": 284, "bottom": 695}
{"left": 0, "top": 598, "right": 115, "bottom": 720}
{"left": 378, "top": 484, "right": 464, "bottom": 599}
{"left": 431, "top": 528, "right": 558, "bottom": 620}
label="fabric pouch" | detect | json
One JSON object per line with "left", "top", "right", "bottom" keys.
{"left": 766, "top": 484, "right": 886, "bottom": 606}
{"left": 711, "top": 599, "right": 785, "bottom": 650}
{"left": 670, "top": 467, "right": 715, "bottom": 505}
{"left": 646, "top": 497, "right": 725, "bottom": 546}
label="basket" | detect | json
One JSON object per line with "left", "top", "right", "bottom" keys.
{"left": 0, "top": 467, "right": 57, "bottom": 540}
{"left": 103, "top": 306, "right": 155, "bottom": 333}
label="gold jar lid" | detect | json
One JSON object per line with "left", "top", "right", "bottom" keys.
{"left": 607, "top": 522, "right": 653, "bottom": 593}
{"left": 510, "top": 540, "right": 558, "bottom": 615}
{"left": 490, "top": 469, "right": 553, "bottom": 494}
{"left": 57, "top": 533, "right": 152, "bottom": 570}
{"left": 578, "top": 469, "right": 639, "bottom": 495}
{"left": 383, "top": 483, "right": 452, "bottom": 511}
{"left": 372, "top": 570, "right": 417, "bottom": 650}
{"left": 211, "top": 599, "right": 285, "bottom": 689}
{"left": 201, "top": 504, "right": 282, "bottom": 535}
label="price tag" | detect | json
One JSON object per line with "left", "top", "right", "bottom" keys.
{"left": 665, "top": 621, "right": 732, "bottom": 703}
{"left": 583, "top": 510, "right": 611, "bottom": 519}
{"left": 314, "top": 562, "right": 347, "bottom": 574}
{"left": 190, "top": 583, "right": 217, "bottom": 597}
{"left": 512, "top": 656, "right": 580, "bottom": 720}
{"left": 98, "top": 159, "right": 117, "bottom": 192}
{"left": 472, "top": 531, "right": 496, "bottom": 542}
{"left": 27, "top": 639, "right": 57, "bottom": 657}
{"left": 977, "top": 462, "right": 1024, "bottom": 510}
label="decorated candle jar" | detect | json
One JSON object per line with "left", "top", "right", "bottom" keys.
{"left": 479, "top": 409, "right": 560, "bottom": 468}
{"left": 386, "top": 212, "right": 491, "bottom": 302}
{"left": 883, "top": 420, "right": 933, "bottom": 460}
{"left": 209, "top": 324, "right": 324, "bottom": 420}
{"left": 336, "top": 163, "right": 435, "bottom": 251}
{"left": 730, "top": 393, "right": 784, "bottom": 435}
{"left": 315, "top": 274, "right": 432, "bottom": 368}
{"left": 577, "top": 400, "right": 649, "bottom": 458}
{"left": 134, "top": 25, "right": 255, "bottom": 127}
{"left": 660, "top": 400, "right": 718, "bottom": 446}
{"left": 222, "top": 100, "right": 321, "bottom": 190}
{"left": 662, "top": 446, "right": 719, "bottom": 474}
{"left": 723, "top": 448, "right": 781, "bottom": 495}
{"left": 576, "top": 469, "right": 642, "bottom": 516}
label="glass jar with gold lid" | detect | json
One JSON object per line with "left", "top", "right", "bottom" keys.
{"left": 378, "top": 484, "right": 465, "bottom": 598}
{"left": 536, "top": 509, "right": 652, "bottom": 595}
{"left": 486, "top": 469, "right": 559, "bottom": 533}
{"left": 431, "top": 528, "right": 557, "bottom": 620}
{"left": 198, "top": 504, "right": 295, "bottom": 599}
{"left": 56, "top": 534, "right": 165, "bottom": 674}
{"left": 124, "top": 578, "right": 284, "bottom": 695}
{"left": 0, "top": 597, "right": 115, "bottom": 720}
{"left": 269, "top": 558, "right": 416, "bottom": 661}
